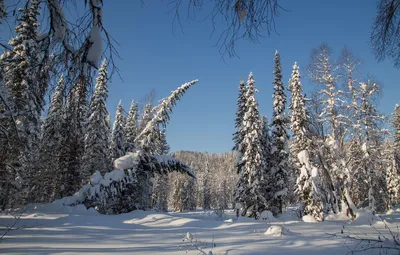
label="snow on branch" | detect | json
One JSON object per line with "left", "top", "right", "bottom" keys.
{"left": 135, "top": 79, "right": 198, "bottom": 148}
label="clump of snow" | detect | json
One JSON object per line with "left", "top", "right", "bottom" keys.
{"left": 325, "top": 211, "right": 352, "bottom": 221}
{"left": 87, "top": 25, "right": 103, "bottom": 67}
{"left": 185, "top": 232, "right": 193, "bottom": 241}
{"left": 260, "top": 210, "right": 278, "bottom": 222}
{"left": 114, "top": 152, "right": 139, "bottom": 170}
{"left": 351, "top": 208, "right": 381, "bottom": 225}
{"left": 224, "top": 218, "right": 234, "bottom": 223}
{"left": 302, "top": 215, "right": 318, "bottom": 223}
{"left": 264, "top": 225, "right": 289, "bottom": 237}
{"left": 90, "top": 171, "right": 102, "bottom": 185}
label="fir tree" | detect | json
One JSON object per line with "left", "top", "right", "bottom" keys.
{"left": 270, "top": 51, "right": 289, "bottom": 215}
{"left": 125, "top": 100, "right": 139, "bottom": 153}
{"left": 110, "top": 100, "right": 126, "bottom": 163}
{"left": 82, "top": 60, "right": 111, "bottom": 178}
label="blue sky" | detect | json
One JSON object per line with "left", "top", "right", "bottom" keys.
{"left": 103, "top": 0, "right": 399, "bottom": 153}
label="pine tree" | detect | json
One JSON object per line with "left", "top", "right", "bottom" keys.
{"left": 125, "top": 100, "right": 139, "bottom": 153}
{"left": 81, "top": 60, "right": 111, "bottom": 178}
{"left": 235, "top": 72, "right": 267, "bottom": 218}
{"left": 37, "top": 76, "right": 65, "bottom": 202}
{"left": 110, "top": 100, "right": 126, "bottom": 163}
{"left": 270, "top": 51, "right": 289, "bottom": 215}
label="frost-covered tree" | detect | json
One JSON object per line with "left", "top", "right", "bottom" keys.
{"left": 125, "top": 100, "right": 139, "bottom": 153}
{"left": 384, "top": 141, "right": 400, "bottom": 209}
{"left": 288, "top": 62, "right": 325, "bottom": 220}
{"left": 37, "top": 76, "right": 65, "bottom": 203}
{"left": 172, "top": 173, "right": 196, "bottom": 212}
{"left": 392, "top": 104, "right": 400, "bottom": 153}
{"left": 57, "top": 76, "right": 88, "bottom": 199}
{"left": 270, "top": 51, "right": 289, "bottom": 215}
{"left": 358, "top": 81, "right": 385, "bottom": 213}
{"left": 110, "top": 100, "right": 126, "bottom": 164}
{"left": 82, "top": 60, "right": 111, "bottom": 178}
{"left": 233, "top": 79, "right": 247, "bottom": 174}
{"left": 0, "top": 1, "right": 44, "bottom": 207}
{"left": 235, "top": 72, "right": 267, "bottom": 218}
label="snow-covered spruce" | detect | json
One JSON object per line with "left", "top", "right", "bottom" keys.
{"left": 288, "top": 62, "right": 325, "bottom": 221}
{"left": 125, "top": 100, "right": 139, "bottom": 153}
{"left": 110, "top": 100, "right": 126, "bottom": 163}
{"left": 270, "top": 51, "right": 290, "bottom": 216}
{"left": 82, "top": 59, "right": 111, "bottom": 178}
{"left": 235, "top": 72, "right": 268, "bottom": 218}
{"left": 37, "top": 76, "right": 65, "bottom": 203}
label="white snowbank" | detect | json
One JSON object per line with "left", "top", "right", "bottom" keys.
{"left": 351, "top": 208, "right": 381, "bottom": 225}
{"left": 260, "top": 210, "right": 277, "bottom": 222}
{"left": 264, "top": 225, "right": 289, "bottom": 237}
{"left": 302, "top": 215, "right": 318, "bottom": 223}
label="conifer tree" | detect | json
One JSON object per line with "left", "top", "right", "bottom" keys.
{"left": 392, "top": 104, "right": 400, "bottom": 153}
{"left": 110, "top": 100, "right": 126, "bottom": 163}
{"left": 233, "top": 79, "right": 247, "bottom": 174}
{"left": 385, "top": 141, "right": 400, "bottom": 209}
{"left": 0, "top": 0, "right": 43, "bottom": 206}
{"left": 288, "top": 62, "right": 325, "bottom": 220}
{"left": 82, "top": 60, "right": 111, "bottom": 178}
{"left": 57, "top": 76, "right": 88, "bottom": 198}
{"left": 235, "top": 72, "right": 267, "bottom": 218}
{"left": 125, "top": 100, "right": 139, "bottom": 153}
{"left": 37, "top": 76, "right": 65, "bottom": 202}
{"left": 270, "top": 51, "right": 289, "bottom": 215}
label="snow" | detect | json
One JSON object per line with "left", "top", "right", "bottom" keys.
{"left": 264, "top": 225, "right": 289, "bottom": 237}
{"left": 260, "top": 210, "right": 277, "bottom": 222}
{"left": 2, "top": 205, "right": 399, "bottom": 255}
{"left": 114, "top": 152, "right": 139, "bottom": 170}
{"left": 302, "top": 214, "right": 318, "bottom": 223}
{"left": 87, "top": 25, "right": 103, "bottom": 67}
{"left": 351, "top": 208, "right": 381, "bottom": 225}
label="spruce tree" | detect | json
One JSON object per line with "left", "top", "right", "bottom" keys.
{"left": 235, "top": 72, "right": 267, "bottom": 218}
{"left": 233, "top": 79, "right": 247, "bottom": 174}
{"left": 82, "top": 60, "right": 111, "bottom": 178}
{"left": 110, "top": 100, "right": 126, "bottom": 163}
{"left": 270, "top": 51, "right": 289, "bottom": 215}
{"left": 37, "top": 76, "right": 65, "bottom": 202}
{"left": 57, "top": 76, "right": 88, "bottom": 199}
{"left": 0, "top": 0, "right": 42, "bottom": 206}
{"left": 288, "top": 62, "right": 325, "bottom": 220}
{"left": 392, "top": 104, "right": 400, "bottom": 153}
{"left": 125, "top": 100, "right": 139, "bottom": 153}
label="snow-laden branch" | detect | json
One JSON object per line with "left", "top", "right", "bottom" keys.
{"left": 135, "top": 79, "right": 199, "bottom": 148}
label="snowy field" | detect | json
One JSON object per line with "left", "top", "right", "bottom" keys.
{"left": 1, "top": 203, "right": 400, "bottom": 255}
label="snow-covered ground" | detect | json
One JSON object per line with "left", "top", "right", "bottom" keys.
{"left": 1, "top": 203, "right": 400, "bottom": 254}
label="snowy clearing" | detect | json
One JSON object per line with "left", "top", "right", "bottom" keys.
{"left": 1, "top": 203, "right": 400, "bottom": 255}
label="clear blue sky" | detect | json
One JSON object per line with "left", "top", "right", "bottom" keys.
{"left": 103, "top": 0, "right": 399, "bottom": 153}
